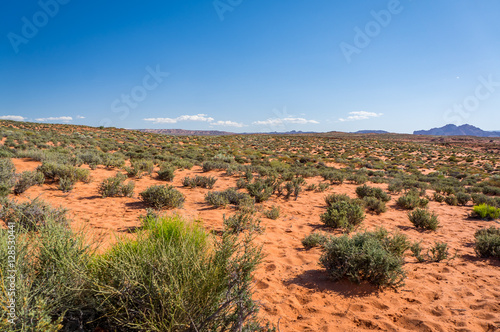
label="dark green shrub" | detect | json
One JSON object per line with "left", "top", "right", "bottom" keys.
{"left": 98, "top": 173, "right": 135, "bottom": 197}
{"left": 126, "top": 159, "right": 154, "bottom": 178}
{"left": 444, "top": 195, "right": 458, "bottom": 206}
{"left": 433, "top": 192, "right": 445, "bottom": 203}
{"left": 322, "top": 171, "right": 344, "bottom": 185}
{"left": 13, "top": 170, "right": 45, "bottom": 195}
{"left": 324, "top": 193, "right": 351, "bottom": 206}
{"left": 474, "top": 226, "right": 500, "bottom": 259}
{"left": 236, "top": 178, "right": 248, "bottom": 189}
{"left": 363, "top": 197, "right": 387, "bottom": 214}
{"left": 246, "top": 180, "right": 273, "bottom": 203}
{"left": 183, "top": 175, "right": 217, "bottom": 189}
{"left": 320, "top": 200, "right": 365, "bottom": 232}
{"left": 58, "top": 176, "right": 75, "bottom": 193}
{"left": 140, "top": 185, "right": 185, "bottom": 209}
{"left": 319, "top": 229, "right": 408, "bottom": 287}
{"left": 410, "top": 242, "right": 425, "bottom": 262}
{"left": 263, "top": 206, "right": 280, "bottom": 219}
{"left": 0, "top": 198, "right": 68, "bottom": 231}
{"left": 157, "top": 164, "right": 175, "bottom": 181}
{"left": 204, "top": 191, "right": 229, "bottom": 207}
{"left": 223, "top": 212, "right": 261, "bottom": 234}
{"left": 302, "top": 232, "right": 328, "bottom": 249}
{"left": 408, "top": 208, "right": 439, "bottom": 231}
{"left": 428, "top": 242, "right": 450, "bottom": 262}
{"left": 471, "top": 204, "right": 500, "bottom": 220}
{"left": 0, "top": 158, "right": 16, "bottom": 196}
{"left": 456, "top": 192, "right": 471, "bottom": 206}
{"left": 396, "top": 193, "right": 428, "bottom": 210}
{"left": 355, "top": 184, "right": 391, "bottom": 202}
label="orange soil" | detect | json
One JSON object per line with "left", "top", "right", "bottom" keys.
{"left": 8, "top": 158, "right": 500, "bottom": 331}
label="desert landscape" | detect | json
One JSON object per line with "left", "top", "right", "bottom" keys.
{"left": 1, "top": 120, "right": 499, "bottom": 331}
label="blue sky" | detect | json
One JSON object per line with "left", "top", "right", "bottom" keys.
{"left": 1, "top": 0, "right": 500, "bottom": 133}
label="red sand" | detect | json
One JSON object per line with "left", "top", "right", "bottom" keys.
{"left": 8, "top": 158, "right": 500, "bottom": 331}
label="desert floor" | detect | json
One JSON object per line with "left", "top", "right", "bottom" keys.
{"left": 9, "top": 158, "right": 500, "bottom": 332}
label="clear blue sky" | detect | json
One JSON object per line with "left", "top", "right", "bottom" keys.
{"left": 1, "top": 0, "right": 500, "bottom": 133}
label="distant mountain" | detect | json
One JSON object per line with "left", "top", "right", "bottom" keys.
{"left": 138, "top": 129, "right": 235, "bottom": 136}
{"left": 413, "top": 124, "right": 500, "bottom": 137}
{"left": 354, "top": 130, "right": 389, "bottom": 134}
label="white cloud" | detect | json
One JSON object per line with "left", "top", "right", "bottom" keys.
{"left": 211, "top": 120, "right": 245, "bottom": 128}
{"left": 35, "top": 116, "right": 73, "bottom": 122}
{"left": 0, "top": 115, "right": 26, "bottom": 121}
{"left": 76, "top": 115, "right": 86, "bottom": 119}
{"left": 252, "top": 117, "right": 319, "bottom": 126}
{"left": 338, "top": 111, "right": 383, "bottom": 122}
{"left": 143, "top": 114, "right": 214, "bottom": 124}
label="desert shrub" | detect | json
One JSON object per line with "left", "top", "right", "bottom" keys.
{"left": 0, "top": 198, "right": 68, "bottom": 231}
{"left": 0, "top": 158, "right": 16, "bottom": 196}
{"left": 263, "top": 205, "right": 280, "bottom": 219}
{"left": 182, "top": 175, "right": 217, "bottom": 189}
{"left": 408, "top": 208, "right": 439, "bottom": 231}
{"left": 316, "top": 182, "right": 330, "bottom": 192}
{"left": 396, "top": 192, "right": 428, "bottom": 210}
{"left": 433, "top": 192, "right": 445, "bottom": 203}
{"left": 205, "top": 188, "right": 254, "bottom": 209}
{"left": 102, "top": 153, "right": 126, "bottom": 169}
{"left": 236, "top": 178, "right": 248, "bottom": 189}
{"left": 471, "top": 204, "right": 500, "bottom": 220}
{"left": 456, "top": 192, "right": 471, "bottom": 206}
{"left": 319, "top": 228, "right": 408, "bottom": 287}
{"left": 36, "top": 162, "right": 90, "bottom": 183}
{"left": 98, "top": 173, "right": 135, "bottom": 198}
{"left": 302, "top": 232, "right": 328, "bottom": 249}
{"left": 474, "top": 226, "right": 500, "bottom": 259}
{"left": 306, "top": 183, "right": 317, "bottom": 191}
{"left": 204, "top": 191, "right": 229, "bottom": 207}
{"left": 347, "top": 174, "right": 368, "bottom": 185}
{"left": 58, "top": 176, "right": 75, "bottom": 192}
{"left": 13, "top": 170, "right": 45, "bottom": 195}
{"left": 320, "top": 200, "right": 365, "bottom": 232}
{"left": 139, "top": 185, "right": 185, "bottom": 209}
{"left": 202, "top": 160, "right": 229, "bottom": 172}
{"left": 444, "top": 194, "right": 459, "bottom": 206}
{"left": 322, "top": 171, "right": 344, "bottom": 185}
{"left": 223, "top": 212, "right": 261, "bottom": 234}
{"left": 363, "top": 197, "right": 387, "bottom": 214}
{"left": 355, "top": 184, "right": 391, "bottom": 202}
{"left": 471, "top": 193, "right": 499, "bottom": 207}
{"left": 157, "top": 164, "right": 176, "bottom": 181}
{"left": 410, "top": 242, "right": 425, "bottom": 262}
{"left": 428, "top": 242, "right": 450, "bottom": 262}
{"left": 324, "top": 193, "right": 351, "bottom": 206}
{"left": 0, "top": 219, "right": 92, "bottom": 331}
{"left": 246, "top": 180, "right": 273, "bottom": 203}
{"left": 125, "top": 158, "right": 154, "bottom": 178}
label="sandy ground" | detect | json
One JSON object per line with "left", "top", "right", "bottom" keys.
{"left": 8, "top": 158, "right": 500, "bottom": 331}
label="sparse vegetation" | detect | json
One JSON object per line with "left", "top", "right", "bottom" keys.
{"left": 140, "top": 184, "right": 185, "bottom": 209}
{"left": 408, "top": 208, "right": 440, "bottom": 231}
{"left": 320, "top": 199, "right": 365, "bottom": 232}
{"left": 98, "top": 173, "right": 135, "bottom": 197}
{"left": 474, "top": 226, "right": 500, "bottom": 259}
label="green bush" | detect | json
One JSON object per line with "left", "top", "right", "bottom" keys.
{"left": 408, "top": 208, "right": 439, "bottom": 231}
{"left": 396, "top": 193, "right": 428, "bottom": 210}
{"left": 428, "top": 242, "right": 450, "bottom": 262}
{"left": 0, "top": 158, "right": 16, "bottom": 196}
{"left": 324, "top": 193, "right": 351, "bottom": 206}
{"left": 223, "top": 212, "right": 261, "bottom": 234}
{"left": 320, "top": 200, "right": 365, "bottom": 232}
{"left": 139, "top": 185, "right": 185, "bottom": 209}
{"left": 125, "top": 158, "right": 154, "bottom": 178}
{"left": 13, "top": 170, "right": 45, "bottom": 195}
{"left": 456, "top": 192, "right": 471, "bottom": 206}
{"left": 302, "top": 232, "right": 328, "bottom": 249}
{"left": 363, "top": 197, "right": 387, "bottom": 214}
{"left": 444, "top": 195, "right": 458, "bottom": 206}
{"left": 58, "top": 176, "right": 75, "bottom": 192}
{"left": 355, "top": 184, "right": 391, "bottom": 202}
{"left": 474, "top": 226, "right": 500, "bottom": 259}
{"left": 204, "top": 190, "right": 230, "bottom": 207}
{"left": 98, "top": 173, "right": 135, "bottom": 197}
{"left": 433, "top": 192, "right": 445, "bottom": 203}
{"left": 471, "top": 204, "right": 500, "bottom": 220}
{"left": 263, "top": 205, "right": 280, "bottom": 219}
{"left": 205, "top": 188, "right": 254, "bottom": 209}
{"left": 319, "top": 228, "right": 408, "bottom": 287}
{"left": 182, "top": 175, "right": 217, "bottom": 189}
{"left": 246, "top": 180, "right": 273, "bottom": 203}
{"left": 0, "top": 198, "right": 68, "bottom": 231}
{"left": 157, "top": 164, "right": 176, "bottom": 181}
